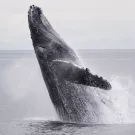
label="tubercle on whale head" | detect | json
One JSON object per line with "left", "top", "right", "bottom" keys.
{"left": 30, "top": 5, "right": 42, "bottom": 15}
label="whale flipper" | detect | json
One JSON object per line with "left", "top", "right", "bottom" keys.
{"left": 52, "top": 60, "right": 111, "bottom": 90}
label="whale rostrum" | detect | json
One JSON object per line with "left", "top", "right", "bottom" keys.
{"left": 28, "top": 5, "right": 112, "bottom": 123}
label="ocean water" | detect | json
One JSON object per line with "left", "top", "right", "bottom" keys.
{"left": 0, "top": 49, "right": 135, "bottom": 134}
{"left": 1, "top": 121, "right": 135, "bottom": 135}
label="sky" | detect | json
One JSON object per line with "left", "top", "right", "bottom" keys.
{"left": 0, "top": 0, "right": 135, "bottom": 50}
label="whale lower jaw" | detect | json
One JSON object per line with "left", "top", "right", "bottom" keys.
{"left": 28, "top": 5, "right": 51, "bottom": 30}
{"left": 28, "top": 5, "right": 63, "bottom": 47}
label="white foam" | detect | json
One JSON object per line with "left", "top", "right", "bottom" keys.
{"left": 98, "top": 75, "right": 135, "bottom": 123}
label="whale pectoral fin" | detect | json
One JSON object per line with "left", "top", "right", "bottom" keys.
{"left": 52, "top": 60, "right": 112, "bottom": 90}
{"left": 83, "top": 68, "right": 112, "bottom": 90}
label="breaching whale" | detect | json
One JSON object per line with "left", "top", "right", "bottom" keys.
{"left": 28, "top": 5, "right": 111, "bottom": 123}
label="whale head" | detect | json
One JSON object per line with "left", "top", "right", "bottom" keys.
{"left": 28, "top": 5, "right": 78, "bottom": 63}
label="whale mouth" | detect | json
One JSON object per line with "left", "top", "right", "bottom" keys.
{"left": 28, "top": 5, "right": 43, "bottom": 25}
{"left": 28, "top": 5, "right": 48, "bottom": 45}
{"left": 28, "top": 5, "right": 53, "bottom": 46}
{"left": 28, "top": 5, "right": 62, "bottom": 48}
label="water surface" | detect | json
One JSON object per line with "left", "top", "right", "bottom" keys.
{"left": 0, "top": 50, "right": 135, "bottom": 134}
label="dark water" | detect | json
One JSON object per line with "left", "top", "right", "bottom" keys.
{"left": 0, "top": 121, "right": 135, "bottom": 135}
{"left": 0, "top": 50, "right": 135, "bottom": 134}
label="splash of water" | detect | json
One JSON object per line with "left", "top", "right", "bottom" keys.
{"left": 3, "top": 58, "right": 135, "bottom": 124}
{"left": 97, "top": 75, "right": 135, "bottom": 123}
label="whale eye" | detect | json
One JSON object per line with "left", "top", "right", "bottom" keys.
{"left": 37, "top": 47, "right": 46, "bottom": 53}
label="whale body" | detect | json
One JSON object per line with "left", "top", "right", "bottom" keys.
{"left": 28, "top": 5, "right": 111, "bottom": 123}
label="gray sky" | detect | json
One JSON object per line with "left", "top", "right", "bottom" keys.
{"left": 0, "top": 0, "right": 135, "bottom": 50}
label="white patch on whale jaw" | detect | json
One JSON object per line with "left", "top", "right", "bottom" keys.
{"left": 38, "top": 47, "right": 45, "bottom": 53}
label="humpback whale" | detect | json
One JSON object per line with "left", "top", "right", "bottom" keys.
{"left": 28, "top": 5, "right": 112, "bottom": 123}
